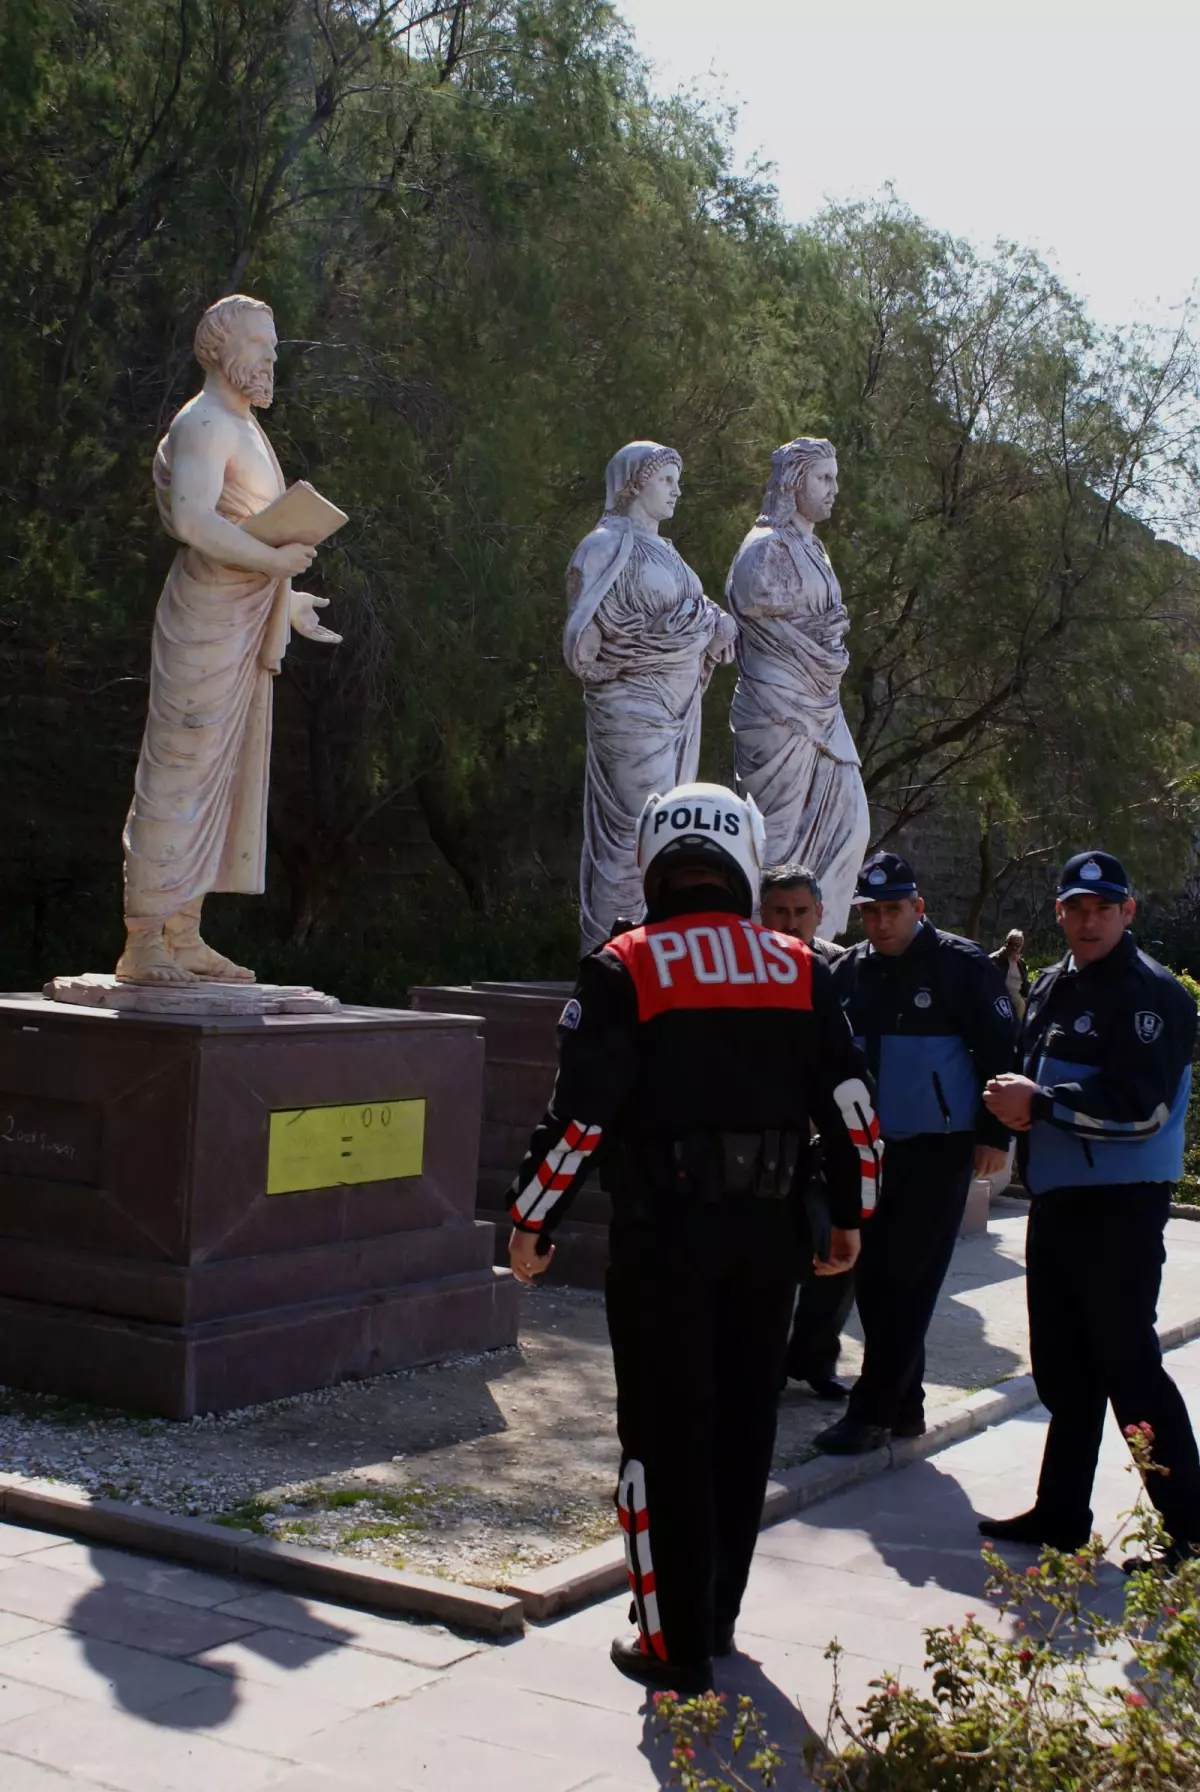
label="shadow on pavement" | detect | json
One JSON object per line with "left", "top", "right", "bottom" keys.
{"left": 68, "top": 1550, "right": 354, "bottom": 1727}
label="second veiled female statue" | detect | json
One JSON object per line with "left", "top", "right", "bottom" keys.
{"left": 564, "top": 441, "right": 737, "bottom": 953}
{"left": 726, "top": 437, "right": 870, "bottom": 937}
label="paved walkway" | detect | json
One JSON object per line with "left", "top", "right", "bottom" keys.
{"left": 0, "top": 1346, "right": 1196, "bottom": 1790}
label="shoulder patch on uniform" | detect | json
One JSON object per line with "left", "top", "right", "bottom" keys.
{"left": 1134, "top": 1010, "right": 1164, "bottom": 1044}
{"left": 995, "top": 996, "right": 1013, "bottom": 1019}
{"left": 559, "top": 998, "right": 582, "bottom": 1031}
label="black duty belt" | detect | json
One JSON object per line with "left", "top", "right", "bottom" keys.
{"left": 654, "top": 1130, "right": 804, "bottom": 1202}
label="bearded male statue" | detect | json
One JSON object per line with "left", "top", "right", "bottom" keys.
{"left": 726, "top": 437, "right": 869, "bottom": 936}
{"left": 116, "top": 295, "right": 341, "bottom": 987}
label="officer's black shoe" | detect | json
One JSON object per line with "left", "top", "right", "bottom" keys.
{"left": 805, "top": 1375, "right": 848, "bottom": 1402}
{"left": 1122, "top": 1540, "right": 1199, "bottom": 1576}
{"left": 610, "top": 1633, "right": 713, "bottom": 1696}
{"left": 713, "top": 1621, "right": 736, "bottom": 1657}
{"left": 814, "top": 1418, "right": 890, "bottom": 1455}
{"left": 977, "top": 1509, "right": 1091, "bottom": 1552}
{"left": 891, "top": 1414, "right": 926, "bottom": 1440}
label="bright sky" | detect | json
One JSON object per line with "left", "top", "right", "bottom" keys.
{"left": 616, "top": 0, "right": 1198, "bottom": 333}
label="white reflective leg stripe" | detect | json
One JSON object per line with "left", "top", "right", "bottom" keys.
{"left": 616, "top": 1458, "right": 666, "bottom": 1661}
{"left": 833, "top": 1076, "right": 883, "bottom": 1216}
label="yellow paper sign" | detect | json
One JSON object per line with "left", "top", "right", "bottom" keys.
{"left": 266, "top": 1099, "right": 425, "bottom": 1195}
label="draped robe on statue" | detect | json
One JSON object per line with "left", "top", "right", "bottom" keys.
{"left": 122, "top": 428, "right": 289, "bottom": 920}
{"left": 565, "top": 515, "right": 724, "bottom": 953}
{"left": 727, "top": 524, "right": 869, "bottom": 937}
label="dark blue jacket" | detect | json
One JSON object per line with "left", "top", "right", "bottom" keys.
{"left": 1020, "top": 931, "right": 1196, "bottom": 1195}
{"left": 833, "top": 919, "right": 1017, "bottom": 1146}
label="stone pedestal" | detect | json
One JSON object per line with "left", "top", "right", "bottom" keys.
{"left": 0, "top": 994, "right": 518, "bottom": 1417}
{"left": 409, "top": 982, "right": 611, "bottom": 1287}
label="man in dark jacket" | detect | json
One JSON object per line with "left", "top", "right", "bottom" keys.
{"left": 507, "top": 784, "right": 882, "bottom": 1692}
{"left": 981, "top": 850, "right": 1200, "bottom": 1567}
{"left": 758, "top": 864, "right": 855, "bottom": 1401}
{"left": 815, "top": 851, "right": 1017, "bottom": 1454}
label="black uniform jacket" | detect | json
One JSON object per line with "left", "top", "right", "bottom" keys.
{"left": 508, "top": 888, "right": 881, "bottom": 1240}
{"left": 1019, "top": 930, "right": 1197, "bottom": 1196}
{"left": 833, "top": 919, "right": 1017, "bottom": 1148}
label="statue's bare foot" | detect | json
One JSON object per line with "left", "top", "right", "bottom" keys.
{"left": 168, "top": 938, "right": 256, "bottom": 983}
{"left": 115, "top": 938, "right": 199, "bottom": 986}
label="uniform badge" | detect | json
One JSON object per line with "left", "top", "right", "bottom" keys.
{"left": 559, "top": 998, "right": 582, "bottom": 1031}
{"left": 1074, "top": 1012, "right": 1093, "bottom": 1034}
{"left": 1080, "top": 860, "right": 1102, "bottom": 882}
{"left": 914, "top": 989, "right": 932, "bottom": 1010}
{"left": 1134, "top": 1010, "right": 1164, "bottom": 1044}
{"left": 868, "top": 866, "right": 887, "bottom": 886}
{"left": 995, "top": 996, "right": 1013, "bottom": 1019}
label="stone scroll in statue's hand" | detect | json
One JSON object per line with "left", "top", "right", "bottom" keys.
{"left": 240, "top": 480, "right": 348, "bottom": 549}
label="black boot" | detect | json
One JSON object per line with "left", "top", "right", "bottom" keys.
{"left": 814, "top": 1417, "right": 889, "bottom": 1455}
{"left": 977, "top": 1508, "right": 1091, "bottom": 1551}
{"left": 805, "top": 1375, "right": 848, "bottom": 1402}
{"left": 713, "top": 1621, "right": 736, "bottom": 1657}
{"left": 610, "top": 1633, "right": 713, "bottom": 1695}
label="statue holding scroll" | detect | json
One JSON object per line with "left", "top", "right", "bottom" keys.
{"left": 117, "top": 296, "right": 345, "bottom": 987}
{"left": 726, "top": 438, "right": 869, "bottom": 937}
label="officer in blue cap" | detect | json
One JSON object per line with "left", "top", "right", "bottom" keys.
{"left": 815, "top": 850, "right": 1018, "bottom": 1454}
{"left": 981, "top": 850, "right": 1200, "bottom": 1568}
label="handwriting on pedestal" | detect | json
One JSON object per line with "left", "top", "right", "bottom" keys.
{"left": 266, "top": 1099, "right": 425, "bottom": 1195}
{"left": 0, "top": 1096, "right": 103, "bottom": 1186}
{"left": 1, "top": 1115, "right": 78, "bottom": 1162}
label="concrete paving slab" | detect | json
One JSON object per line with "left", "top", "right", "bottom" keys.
{"left": 211, "top": 1590, "right": 480, "bottom": 1669}
{"left": 145, "top": 1677, "right": 355, "bottom": 1755}
{"left": 302, "top": 1705, "right": 616, "bottom": 1792}
{"left": 0, "top": 1561, "right": 259, "bottom": 1657}
{"left": 0, "top": 1757, "right": 90, "bottom": 1790}
{"left": 0, "top": 1674, "right": 64, "bottom": 1726}
{"left": 0, "top": 1525, "right": 65, "bottom": 1560}
{"left": 0, "top": 1628, "right": 225, "bottom": 1712}
{"left": 192, "top": 1629, "right": 442, "bottom": 1708}
{"left": 0, "top": 1699, "right": 291, "bottom": 1792}
{"left": 32, "top": 1540, "right": 243, "bottom": 1610}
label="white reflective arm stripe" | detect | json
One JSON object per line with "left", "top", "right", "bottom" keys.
{"left": 1049, "top": 1100, "right": 1168, "bottom": 1138}
{"left": 510, "top": 1120, "right": 603, "bottom": 1228}
{"left": 833, "top": 1076, "right": 883, "bottom": 1216}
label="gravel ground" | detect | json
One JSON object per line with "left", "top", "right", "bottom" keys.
{"left": 2, "top": 1202, "right": 1196, "bottom": 1588}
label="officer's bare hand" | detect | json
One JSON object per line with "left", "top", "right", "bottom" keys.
{"left": 973, "top": 1144, "right": 1010, "bottom": 1179}
{"left": 509, "top": 1227, "right": 553, "bottom": 1285}
{"left": 983, "top": 1073, "right": 1038, "bottom": 1131}
{"left": 814, "top": 1226, "right": 860, "bottom": 1276}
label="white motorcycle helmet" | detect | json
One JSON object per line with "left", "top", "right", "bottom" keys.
{"left": 636, "top": 782, "right": 767, "bottom": 916}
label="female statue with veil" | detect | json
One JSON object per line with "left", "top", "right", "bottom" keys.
{"left": 726, "top": 438, "right": 870, "bottom": 937}
{"left": 564, "top": 441, "right": 736, "bottom": 952}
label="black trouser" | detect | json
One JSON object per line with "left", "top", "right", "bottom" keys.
{"left": 785, "top": 1267, "right": 856, "bottom": 1383}
{"left": 606, "top": 1195, "right": 797, "bottom": 1666}
{"left": 846, "top": 1133, "right": 975, "bottom": 1429}
{"left": 1027, "top": 1184, "right": 1200, "bottom": 1548}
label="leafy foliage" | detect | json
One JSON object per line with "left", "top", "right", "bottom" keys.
{"left": 655, "top": 1431, "right": 1200, "bottom": 1791}
{"left": 2, "top": 0, "right": 1199, "bottom": 987}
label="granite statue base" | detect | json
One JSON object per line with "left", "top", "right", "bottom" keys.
{"left": 409, "top": 982, "right": 611, "bottom": 1288}
{"left": 0, "top": 995, "right": 518, "bottom": 1417}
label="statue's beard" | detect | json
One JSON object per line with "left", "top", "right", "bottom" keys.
{"left": 224, "top": 352, "right": 275, "bottom": 407}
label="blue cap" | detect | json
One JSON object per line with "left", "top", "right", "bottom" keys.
{"left": 1056, "top": 850, "right": 1130, "bottom": 902}
{"left": 852, "top": 851, "right": 919, "bottom": 905}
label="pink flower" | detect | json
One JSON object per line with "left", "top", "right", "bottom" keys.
{"left": 1025, "top": 1565, "right": 1040, "bottom": 1579}
{"left": 1164, "top": 1605, "right": 1179, "bottom": 1619}
{"left": 1018, "top": 1648, "right": 1033, "bottom": 1665}
{"left": 1125, "top": 1691, "right": 1148, "bottom": 1709}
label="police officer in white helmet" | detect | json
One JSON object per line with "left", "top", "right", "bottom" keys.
{"left": 506, "top": 782, "right": 882, "bottom": 1692}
